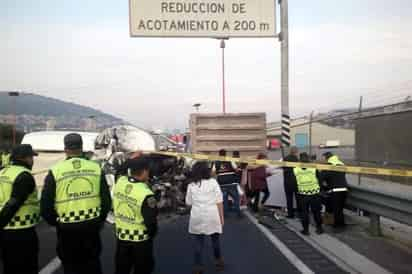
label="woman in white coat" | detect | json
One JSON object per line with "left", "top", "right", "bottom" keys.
{"left": 186, "top": 161, "right": 225, "bottom": 274}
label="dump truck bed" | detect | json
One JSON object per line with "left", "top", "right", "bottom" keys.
{"left": 190, "top": 113, "right": 267, "bottom": 157}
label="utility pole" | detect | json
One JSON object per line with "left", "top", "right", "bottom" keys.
{"left": 279, "top": 0, "right": 290, "bottom": 153}
{"left": 309, "top": 111, "right": 314, "bottom": 156}
{"left": 358, "top": 96, "right": 363, "bottom": 112}
{"left": 8, "top": 92, "right": 20, "bottom": 146}
{"left": 357, "top": 96, "right": 363, "bottom": 186}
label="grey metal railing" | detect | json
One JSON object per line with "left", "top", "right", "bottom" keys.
{"left": 347, "top": 183, "right": 412, "bottom": 236}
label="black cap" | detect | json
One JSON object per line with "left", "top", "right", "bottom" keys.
{"left": 64, "top": 133, "right": 83, "bottom": 150}
{"left": 12, "top": 144, "right": 38, "bottom": 159}
{"left": 128, "top": 157, "right": 150, "bottom": 175}
{"left": 322, "top": 151, "right": 333, "bottom": 159}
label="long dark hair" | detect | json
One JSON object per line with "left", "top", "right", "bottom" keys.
{"left": 191, "top": 161, "right": 212, "bottom": 185}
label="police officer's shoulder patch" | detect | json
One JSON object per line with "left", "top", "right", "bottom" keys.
{"left": 147, "top": 196, "right": 157, "bottom": 209}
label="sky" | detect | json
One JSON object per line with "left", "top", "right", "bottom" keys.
{"left": 1, "top": 0, "right": 412, "bottom": 131}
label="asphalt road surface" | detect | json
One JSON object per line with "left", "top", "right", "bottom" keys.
{"left": 3, "top": 214, "right": 301, "bottom": 274}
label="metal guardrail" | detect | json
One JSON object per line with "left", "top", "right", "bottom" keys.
{"left": 347, "top": 184, "right": 412, "bottom": 235}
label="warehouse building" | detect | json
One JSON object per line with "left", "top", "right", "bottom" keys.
{"left": 267, "top": 118, "right": 355, "bottom": 148}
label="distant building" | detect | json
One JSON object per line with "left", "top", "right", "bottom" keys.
{"left": 83, "top": 117, "right": 97, "bottom": 131}
{"left": 267, "top": 118, "right": 355, "bottom": 148}
{"left": 0, "top": 114, "right": 14, "bottom": 125}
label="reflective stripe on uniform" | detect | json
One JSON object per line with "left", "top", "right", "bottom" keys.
{"left": 6, "top": 213, "right": 40, "bottom": 228}
{"left": 217, "top": 172, "right": 236, "bottom": 176}
{"left": 59, "top": 207, "right": 101, "bottom": 223}
{"left": 331, "top": 188, "right": 348, "bottom": 192}
{"left": 116, "top": 227, "right": 149, "bottom": 242}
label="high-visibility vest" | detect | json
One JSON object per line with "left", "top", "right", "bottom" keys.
{"left": 113, "top": 176, "right": 154, "bottom": 242}
{"left": 293, "top": 167, "right": 320, "bottom": 195}
{"left": 1, "top": 153, "right": 11, "bottom": 167}
{"left": 328, "top": 155, "right": 344, "bottom": 166}
{"left": 0, "top": 165, "right": 40, "bottom": 229}
{"left": 51, "top": 158, "right": 102, "bottom": 224}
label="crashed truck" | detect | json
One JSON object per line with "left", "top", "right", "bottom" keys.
{"left": 94, "top": 125, "right": 189, "bottom": 213}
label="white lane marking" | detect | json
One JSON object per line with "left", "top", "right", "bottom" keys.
{"left": 244, "top": 211, "right": 314, "bottom": 274}
{"left": 39, "top": 257, "right": 61, "bottom": 274}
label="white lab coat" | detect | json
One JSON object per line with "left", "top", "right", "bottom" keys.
{"left": 186, "top": 178, "right": 223, "bottom": 235}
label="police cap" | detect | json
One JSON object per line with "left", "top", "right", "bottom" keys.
{"left": 322, "top": 151, "right": 333, "bottom": 159}
{"left": 12, "top": 144, "right": 38, "bottom": 159}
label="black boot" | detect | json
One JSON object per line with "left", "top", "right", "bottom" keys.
{"left": 215, "top": 258, "right": 225, "bottom": 272}
{"left": 193, "top": 265, "right": 204, "bottom": 274}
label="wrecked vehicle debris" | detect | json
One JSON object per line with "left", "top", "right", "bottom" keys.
{"left": 94, "top": 125, "right": 192, "bottom": 214}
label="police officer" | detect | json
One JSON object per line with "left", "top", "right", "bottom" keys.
{"left": 41, "top": 133, "right": 112, "bottom": 274}
{"left": 320, "top": 152, "right": 348, "bottom": 231}
{"left": 293, "top": 153, "right": 323, "bottom": 235}
{"left": 0, "top": 144, "right": 40, "bottom": 274}
{"left": 283, "top": 146, "right": 300, "bottom": 218}
{"left": 113, "top": 156, "right": 158, "bottom": 274}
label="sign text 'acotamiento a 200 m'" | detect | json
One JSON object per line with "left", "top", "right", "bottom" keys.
{"left": 129, "top": 0, "right": 276, "bottom": 38}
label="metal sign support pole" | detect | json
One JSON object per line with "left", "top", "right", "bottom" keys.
{"left": 279, "top": 0, "right": 290, "bottom": 149}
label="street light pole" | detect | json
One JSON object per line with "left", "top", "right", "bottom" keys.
{"left": 220, "top": 39, "right": 227, "bottom": 114}
{"left": 279, "top": 0, "right": 290, "bottom": 149}
{"left": 8, "top": 92, "right": 20, "bottom": 145}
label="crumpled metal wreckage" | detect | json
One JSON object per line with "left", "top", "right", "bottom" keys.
{"left": 94, "top": 125, "right": 191, "bottom": 213}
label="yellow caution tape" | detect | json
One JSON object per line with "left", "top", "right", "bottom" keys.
{"left": 30, "top": 151, "right": 412, "bottom": 178}
{"left": 150, "top": 151, "right": 412, "bottom": 177}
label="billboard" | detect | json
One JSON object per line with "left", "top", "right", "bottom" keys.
{"left": 129, "top": 0, "right": 276, "bottom": 38}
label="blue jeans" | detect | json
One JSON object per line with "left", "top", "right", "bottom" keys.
{"left": 221, "top": 184, "right": 241, "bottom": 216}
{"left": 193, "top": 234, "right": 221, "bottom": 266}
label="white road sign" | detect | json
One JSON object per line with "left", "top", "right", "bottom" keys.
{"left": 129, "top": 0, "right": 276, "bottom": 38}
